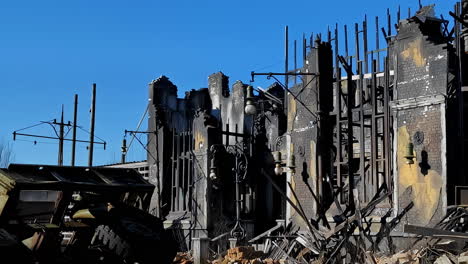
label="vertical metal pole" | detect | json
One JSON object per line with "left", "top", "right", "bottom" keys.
{"left": 294, "top": 40, "right": 297, "bottom": 85}
{"left": 171, "top": 129, "right": 176, "bottom": 212}
{"left": 335, "top": 24, "right": 340, "bottom": 74}
{"left": 71, "top": 94, "right": 78, "bottom": 166}
{"left": 334, "top": 24, "right": 343, "bottom": 201}
{"left": 358, "top": 61, "right": 365, "bottom": 202}
{"left": 346, "top": 64, "right": 354, "bottom": 206}
{"left": 370, "top": 60, "right": 378, "bottom": 195}
{"left": 58, "top": 105, "right": 64, "bottom": 166}
{"left": 121, "top": 138, "right": 127, "bottom": 163}
{"left": 303, "top": 33, "right": 307, "bottom": 64}
{"left": 182, "top": 132, "right": 186, "bottom": 210}
{"left": 383, "top": 57, "right": 391, "bottom": 190}
{"left": 387, "top": 8, "right": 392, "bottom": 37}
{"left": 363, "top": 16, "right": 369, "bottom": 74}
{"left": 175, "top": 132, "right": 181, "bottom": 211}
{"left": 345, "top": 25, "right": 349, "bottom": 64}
{"left": 88, "top": 83, "right": 96, "bottom": 167}
{"left": 285, "top": 26, "right": 289, "bottom": 90}
{"left": 397, "top": 5, "right": 401, "bottom": 23}
{"left": 376, "top": 16, "right": 380, "bottom": 71}
{"left": 456, "top": 2, "right": 465, "bottom": 184}
{"left": 355, "top": 23, "right": 360, "bottom": 74}
{"left": 408, "top": 7, "right": 411, "bottom": 19}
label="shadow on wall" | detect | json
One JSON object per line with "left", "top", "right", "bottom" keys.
{"left": 419, "top": 150, "right": 431, "bottom": 176}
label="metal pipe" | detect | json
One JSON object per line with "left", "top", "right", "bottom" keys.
{"left": 71, "top": 94, "right": 78, "bottom": 166}
{"left": 88, "top": 83, "right": 96, "bottom": 167}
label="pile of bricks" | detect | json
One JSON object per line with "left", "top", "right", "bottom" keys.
{"left": 212, "top": 246, "right": 285, "bottom": 264}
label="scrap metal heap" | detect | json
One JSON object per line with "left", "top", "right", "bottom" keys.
{"left": 0, "top": 164, "right": 177, "bottom": 264}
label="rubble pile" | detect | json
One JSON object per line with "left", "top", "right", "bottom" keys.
{"left": 173, "top": 252, "right": 193, "bottom": 264}
{"left": 244, "top": 187, "right": 468, "bottom": 263}
{"left": 211, "top": 246, "right": 280, "bottom": 264}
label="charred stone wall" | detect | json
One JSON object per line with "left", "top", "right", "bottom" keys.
{"left": 391, "top": 16, "right": 459, "bottom": 231}
{"left": 284, "top": 41, "right": 334, "bottom": 227}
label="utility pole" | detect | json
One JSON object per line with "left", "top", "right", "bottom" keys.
{"left": 55, "top": 105, "right": 68, "bottom": 166}
{"left": 71, "top": 94, "right": 78, "bottom": 166}
{"left": 121, "top": 138, "right": 127, "bottom": 163}
{"left": 13, "top": 92, "right": 106, "bottom": 167}
{"left": 88, "top": 83, "right": 96, "bottom": 167}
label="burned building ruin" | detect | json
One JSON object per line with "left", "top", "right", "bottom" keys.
{"left": 145, "top": 2, "right": 468, "bottom": 263}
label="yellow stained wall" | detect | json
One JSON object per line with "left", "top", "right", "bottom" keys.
{"left": 397, "top": 126, "right": 442, "bottom": 225}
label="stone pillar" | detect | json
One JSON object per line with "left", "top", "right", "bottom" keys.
{"left": 192, "top": 237, "right": 210, "bottom": 264}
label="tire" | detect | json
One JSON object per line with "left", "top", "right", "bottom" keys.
{"left": 92, "top": 225, "right": 131, "bottom": 260}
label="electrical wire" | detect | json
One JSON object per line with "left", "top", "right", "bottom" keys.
{"left": 14, "top": 120, "right": 53, "bottom": 132}
{"left": 132, "top": 131, "right": 157, "bottom": 163}
{"left": 127, "top": 104, "right": 149, "bottom": 154}
{"left": 16, "top": 139, "right": 58, "bottom": 145}
{"left": 76, "top": 126, "right": 106, "bottom": 143}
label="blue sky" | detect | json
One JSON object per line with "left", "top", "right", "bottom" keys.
{"left": 0, "top": 0, "right": 456, "bottom": 166}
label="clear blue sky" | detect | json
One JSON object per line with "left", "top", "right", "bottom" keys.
{"left": 0, "top": 0, "right": 455, "bottom": 166}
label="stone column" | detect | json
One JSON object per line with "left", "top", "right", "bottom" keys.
{"left": 192, "top": 237, "right": 210, "bottom": 264}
